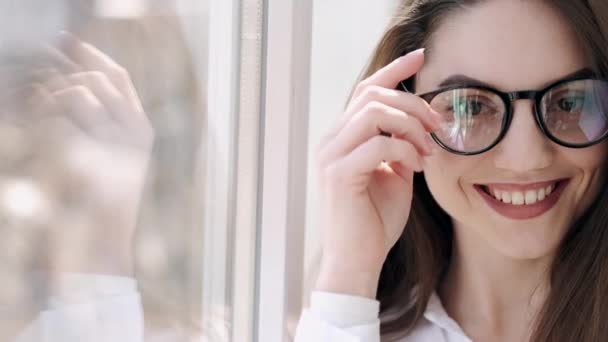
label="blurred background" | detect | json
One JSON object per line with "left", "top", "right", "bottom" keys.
{"left": 0, "top": 1, "right": 208, "bottom": 340}
{"left": 0, "top": 0, "right": 399, "bottom": 341}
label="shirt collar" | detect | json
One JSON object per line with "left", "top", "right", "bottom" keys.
{"left": 423, "top": 292, "right": 472, "bottom": 340}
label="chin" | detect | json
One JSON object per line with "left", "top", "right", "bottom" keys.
{"left": 484, "top": 222, "right": 567, "bottom": 261}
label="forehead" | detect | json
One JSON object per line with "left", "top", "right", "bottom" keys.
{"left": 417, "top": 0, "right": 589, "bottom": 93}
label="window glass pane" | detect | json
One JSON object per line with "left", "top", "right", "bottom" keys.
{"left": 0, "top": 0, "right": 250, "bottom": 341}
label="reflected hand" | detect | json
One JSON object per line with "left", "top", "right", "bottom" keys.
{"left": 14, "top": 32, "right": 154, "bottom": 278}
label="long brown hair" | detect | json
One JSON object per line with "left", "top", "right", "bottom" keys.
{"left": 357, "top": 1, "right": 608, "bottom": 340}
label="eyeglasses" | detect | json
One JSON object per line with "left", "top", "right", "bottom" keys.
{"left": 410, "top": 76, "right": 608, "bottom": 155}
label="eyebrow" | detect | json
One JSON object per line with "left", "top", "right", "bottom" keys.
{"left": 437, "top": 68, "right": 596, "bottom": 89}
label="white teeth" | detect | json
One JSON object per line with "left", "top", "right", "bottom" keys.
{"left": 511, "top": 192, "right": 525, "bottom": 205}
{"left": 493, "top": 189, "right": 501, "bottom": 200}
{"left": 486, "top": 182, "right": 558, "bottom": 206}
{"left": 537, "top": 188, "right": 546, "bottom": 201}
{"left": 524, "top": 190, "right": 537, "bottom": 205}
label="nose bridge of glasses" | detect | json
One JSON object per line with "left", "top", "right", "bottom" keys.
{"left": 506, "top": 90, "right": 543, "bottom": 126}
{"left": 508, "top": 90, "right": 539, "bottom": 101}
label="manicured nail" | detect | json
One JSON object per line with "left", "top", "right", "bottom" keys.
{"left": 411, "top": 48, "right": 425, "bottom": 55}
{"left": 399, "top": 48, "right": 425, "bottom": 61}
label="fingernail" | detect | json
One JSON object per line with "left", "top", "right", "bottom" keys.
{"left": 411, "top": 48, "right": 425, "bottom": 55}
{"left": 399, "top": 48, "right": 425, "bottom": 61}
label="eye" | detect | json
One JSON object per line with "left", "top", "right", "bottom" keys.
{"left": 457, "top": 99, "right": 483, "bottom": 115}
{"left": 556, "top": 95, "right": 585, "bottom": 112}
{"left": 430, "top": 88, "right": 503, "bottom": 120}
{"left": 545, "top": 90, "right": 586, "bottom": 114}
{"left": 449, "top": 97, "right": 494, "bottom": 116}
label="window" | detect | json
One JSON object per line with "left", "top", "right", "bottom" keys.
{"left": 0, "top": 0, "right": 400, "bottom": 341}
{"left": 0, "top": 0, "right": 225, "bottom": 340}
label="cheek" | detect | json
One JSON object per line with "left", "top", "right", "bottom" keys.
{"left": 422, "top": 154, "right": 478, "bottom": 216}
{"left": 564, "top": 144, "right": 608, "bottom": 217}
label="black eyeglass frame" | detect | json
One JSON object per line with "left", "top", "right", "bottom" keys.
{"left": 406, "top": 75, "right": 608, "bottom": 156}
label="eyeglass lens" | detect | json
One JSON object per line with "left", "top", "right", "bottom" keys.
{"left": 428, "top": 79, "right": 608, "bottom": 153}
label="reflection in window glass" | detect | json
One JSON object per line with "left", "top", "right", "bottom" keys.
{"left": 0, "top": 0, "right": 237, "bottom": 341}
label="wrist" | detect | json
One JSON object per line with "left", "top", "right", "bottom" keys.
{"left": 50, "top": 247, "right": 134, "bottom": 278}
{"left": 314, "top": 258, "right": 383, "bottom": 299}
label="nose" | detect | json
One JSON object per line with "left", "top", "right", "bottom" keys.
{"left": 492, "top": 101, "right": 553, "bottom": 172}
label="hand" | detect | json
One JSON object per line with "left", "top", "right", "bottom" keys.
{"left": 314, "top": 49, "right": 441, "bottom": 298}
{"left": 8, "top": 32, "right": 153, "bottom": 278}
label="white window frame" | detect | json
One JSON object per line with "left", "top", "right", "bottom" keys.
{"left": 232, "top": 0, "right": 265, "bottom": 341}
{"left": 205, "top": 0, "right": 312, "bottom": 340}
{"left": 256, "top": 0, "right": 313, "bottom": 341}
{"left": 204, "top": 0, "right": 240, "bottom": 338}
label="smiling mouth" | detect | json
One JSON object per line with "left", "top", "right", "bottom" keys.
{"left": 478, "top": 181, "right": 561, "bottom": 206}
{"left": 474, "top": 179, "right": 570, "bottom": 220}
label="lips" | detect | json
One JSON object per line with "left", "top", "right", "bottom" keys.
{"left": 474, "top": 179, "right": 569, "bottom": 220}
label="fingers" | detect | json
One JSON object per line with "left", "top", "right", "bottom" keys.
{"left": 352, "top": 49, "right": 425, "bottom": 99}
{"left": 52, "top": 85, "right": 107, "bottom": 132}
{"left": 317, "top": 49, "right": 442, "bottom": 179}
{"left": 66, "top": 72, "right": 135, "bottom": 126}
{"left": 318, "top": 90, "right": 438, "bottom": 151}
{"left": 347, "top": 85, "right": 442, "bottom": 132}
{"left": 29, "top": 32, "right": 151, "bottom": 136}
{"left": 319, "top": 101, "right": 432, "bottom": 165}
{"left": 19, "top": 80, "right": 151, "bottom": 150}
{"left": 58, "top": 32, "right": 144, "bottom": 115}
{"left": 18, "top": 84, "right": 84, "bottom": 142}
{"left": 0, "top": 83, "right": 58, "bottom": 125}
{"left": 40, "top": 44, "right": 81, "bottom": 73}
{"left": 321, "top": 49, "right": 434, "bottom": 148}
{"left": 27, "top": 70, "right": 117, "bottom": 129}
{"left": 326, "top": 136, "right": 421, "bottom": 186}
{"left": 2, "top": 81, "right": 120, "bottom": 144}
{"left": 31, "top": 67, "right": 145, "bottom": 128}
{"left": 59, "top": 32, "right": 118, "bottom": 74}
{"left": 30, "top": 68, "right": 71, "bottom": 92}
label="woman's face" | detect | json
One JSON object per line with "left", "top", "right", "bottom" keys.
{"left": 418, "top": 0, "right": 608, "bottom": 259}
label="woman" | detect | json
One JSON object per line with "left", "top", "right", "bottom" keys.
{"left": 295, "top": 0, "right": 608, "bottom": 341}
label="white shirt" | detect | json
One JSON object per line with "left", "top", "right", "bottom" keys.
{"left": 12, "top": 274, "right": 229, "bottom": 342}
{"left": 294, "top": 291, "right": 473, "bottom": 342}
{"left": 11, "top": 275, "right": 472, "bottom": 342}
{"left": 14, "top": 274, "right": 144, "bottom": 342}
